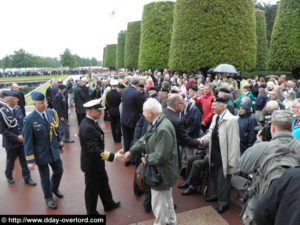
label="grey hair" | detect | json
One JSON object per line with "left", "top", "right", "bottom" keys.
{"left": 143, "top": 98, "right": 162, "bottom": 114}
{"left": 131, "top": 77, "right": 140, "bottom": 85}
{"left": 241, "top": 96, "right": 251, "bottom": 104}
{"left": 266, "top": 100, "right": 279, "bottom": 110}
{"left": 167, "top": 94, "right": 181, "bottom": 107}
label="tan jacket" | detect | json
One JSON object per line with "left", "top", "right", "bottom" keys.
{"left": 202, "top": 110, "right": 240, "bottom": 176}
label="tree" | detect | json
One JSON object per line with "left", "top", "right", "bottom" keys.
{"left": 102, "top": 47, "right": 106, "bottom": 67}
{"left": 11, "top": 49, "right": 34, "bottom": 68}
{"left": 124, "top": 21, "right": 141, "bottom": 70}
{"left": 2, "top": 56, "right": 12, "bottom": 69}
{"left": 168, "top": 0, "right": 257, "bottom": 73}
{"left": 138, "top": 1, "right": 174, "bottom": 71}
{"left": 267, "top": 0, "right": 300, "bottom": 75}
{"left": 116, "top": 30, "right": 126, "bottom": 69}
{"left": 104, "top": 44, "right": 117, "bottom": 69}
{"left": 256, "top": 10, "right": 268, "bottom": 70}
{"left": 60, "top": 49, "right": 78, "bottom": 68}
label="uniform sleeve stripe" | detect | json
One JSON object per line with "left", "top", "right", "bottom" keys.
{"left": 101, "top": 152, "right": 110, "bottom": 161}
{"left": 26, "top": 155, "right": 35, "bottom": 161}
{"left": 58, "top": 141, "right": 63, "bottom": 146}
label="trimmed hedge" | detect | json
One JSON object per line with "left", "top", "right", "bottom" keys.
{"left": 256, "top": 10, "right": 268, "bottom": 71}
{"left": 124, "top": 21, "right": 141, "bottom": 70}
{"left": 116, "top": 31, "right": 126, "bottom": 69}
{"left": 102, "top": 47, "right": 106, "bottom": 68}
{"left": 168, "top": 0, "right": 257, "bottom": 72}
{"left": 241, "top": 71, "right": 293, "bottom": 79}
{"left": 138, "top": 2, "right": 174, "bottom": 71}
{"left": 104, "top": 44, "right": 117, "bottom": 69}
{"left": 267, "top": 0, "right": 300, "bottom": 73}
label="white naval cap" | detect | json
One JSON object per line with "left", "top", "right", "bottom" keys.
{"left": 83, "top": 98, "right": 105, "bottom": 110}
{"left": 110, "top": 79, "right": 119, "bottom": 86}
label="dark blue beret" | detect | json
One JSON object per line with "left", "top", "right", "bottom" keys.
{"left": 3, "top": 91, "right": 19, "bottom": 97}
{"left": 58, "top": 84, "right": 66, "bottom": 90}
{"left": 31, "top": 91, "right": 45, "bottom": 101}
{"left": 213, "top": 97, "right": 227, "bottom": 104}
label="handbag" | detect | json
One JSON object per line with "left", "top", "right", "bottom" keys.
{"left": 141, "top": 164, "right": 162, "bottom": 187}
{"left": 135, "top": 163, "right": 147, "bottom": 191}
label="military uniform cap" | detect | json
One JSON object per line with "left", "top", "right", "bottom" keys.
{"left": 160, "top": 87, "right": 169, "bottom": 93}
{"left": 3, "top": 91, "right": 19, "bottom": 97}
{"left": 58, "top": 84, "right": 66, "bottom": 89}
{"left": 219, "top": 88, "right": 230, "bottom": 94}
{"left": 118, "top": 83, "right": 125, "bottom": 89}
{"left": 31, "top": 91, "right": 45, "bottom": 101}
{"left": 148, "top": 86, "right": 156, "bottom": 91}
{"left": 110, "top": 79, "right": 119, "bottom": 86}
{"left": 213, "top": 97, "right": 227, "bottom": 104}
{"left": 271, "top": 110, "right": 294, "bottom": 123}
{"left": 83, "top": 98, "right": 105, "bottom": 110}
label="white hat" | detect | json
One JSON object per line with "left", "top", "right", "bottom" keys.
{"left": 110, "top": 79, "right": 119, "bottom": 86}
{"left": 83, "top": 98, "right": 105, "bottom": 110}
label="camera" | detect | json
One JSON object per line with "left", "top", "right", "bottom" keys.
{"left": 255, "top": 115, "right": 272, "bottom": 141}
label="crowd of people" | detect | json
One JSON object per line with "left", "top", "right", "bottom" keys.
{"left": 0, "top": 68, "right": 300, "bottom": 224}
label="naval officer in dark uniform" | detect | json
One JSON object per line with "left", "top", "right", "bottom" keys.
{"left": 106, "top": 79, "right": 122, "bottom": 143}
{"left": 0, "top": 91, "right": 36, "bottom": 185}
{"left": 23, "top": 92, "right": 64, "bottom": 210}
{"left": 79, "top": 98, "right": 123, "bottom": 215}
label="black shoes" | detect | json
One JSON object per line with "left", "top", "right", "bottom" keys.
{"left": 63, "top": 139, "right": 75, "bottom": 143}
{"left": 181, "top": 185, "right": 197, "bottom": 195}
{"left": 46, "top": 199, "right": 57, "bottom": 209}
{"left": 53, "top": 190, "right": 64, "bottom": 198}
{"left": 25, "top": 178, "right": 37, "bottom": 186}
{"left": 7, "top": 178, "right": 15, "bottom": 184}
{"left": 104, "top": 201, "right": 121, "bottom": 212}
{"left": 215, "top": 204, "right": 229, "bottom": 214}
{"left": 177, "top": 182, "right": 189, "bottom": 189}
{"left": 205, "top": 195, "right": 218, "bottom": 202}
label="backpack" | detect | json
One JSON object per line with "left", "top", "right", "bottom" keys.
{"left": 258, "top": 138, "right": 300, "bottom": 198}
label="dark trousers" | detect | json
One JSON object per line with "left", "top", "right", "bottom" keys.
{"left": 187, "top": 156, "right": 208, "bottom": 186}
{"left": 122, "top": 124, "right": 135, "bottom": 152}
{"left": 37, "top": 159, "right": 63, "bottom": 201}
{"left": 84, "top": 170, "right": 115, "bottom": 215}
{"left": 110, "top": 115, "right": 121, "bottom": 142}
{"left": 77, "top": 113, "right": 85, "bottom": 125}
{"left": 61, "top": 119, "right": 70, "bottom": 140}
{"left": 212, "top": 165, "right": 231, "bottom": 207}
{"left": 5, "top": 146, "right": 31, "bottom": 181}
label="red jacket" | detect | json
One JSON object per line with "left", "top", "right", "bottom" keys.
{"left": 186, "top": 80, "right": 196, "bottom": 91}
{"left": 196, "top": 92, "right": 215, "bottom": 124}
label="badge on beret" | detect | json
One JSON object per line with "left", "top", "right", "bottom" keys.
{"left": 34, "top": 121, "right": 38, "bottom": 125}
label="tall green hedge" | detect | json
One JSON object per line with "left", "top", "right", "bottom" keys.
{"left": 256, "top": 10, "right": 268, "bottom": 71}
{"left": 102, "top": 47, "right": 106, "bottom": 67}
{"left": 138, "top": 2, "right": 174, "bottom": 71}
{"left": 267, "top": 0, "right": 300, "bottom": 73}
{"left": 104, "top": 44, "right": 117, "bottom": 69}
{"left": 124, "top": 21, "right": 141, "bottom": 70}
{"left": 168, "top": 0, "right": 257, "bottom": 72}
{"left": 116, "top": 30, "right": 126, "bottom": 69}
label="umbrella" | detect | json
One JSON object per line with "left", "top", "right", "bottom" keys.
{"left": 265, "top": 75, "right": 278, "bottom": 79}
{"left": 207, "top": 67, "right": 216, "bottom": 74}
{"left": 213, "top": 64, "right": 237, "bottom": 74}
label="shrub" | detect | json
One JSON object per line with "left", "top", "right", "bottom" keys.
{"left": 102, "top": 47, "right": 106, "bottom": 68}
{"left": 116, "top": 31, "right": 126, "bottom": 69}
{"left": 104, "top": 44, "right": 117, "bottom": 69}
{"left": 256, "top": 10, "right": 268, "bottom": 71}
{"left": 124, "top": 21, "right": 141, "bottom": 70}
{"left": 168, "top": 0, "right": 257, "bottom": 73}
{"left": 138, "top": 1, "right": 174, "bottom": 71}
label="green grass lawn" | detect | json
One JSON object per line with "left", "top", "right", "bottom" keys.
{"left": 25, "top": 75, "right": 68, "bottom": 106}
{"left": 0, "top": 75, "right": 67, "bottom": 81}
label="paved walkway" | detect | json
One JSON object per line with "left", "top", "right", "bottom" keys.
{"left": 0, "top": 108, "right": 242, "bottom": 225}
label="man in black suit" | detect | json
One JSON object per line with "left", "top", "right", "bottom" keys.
{"left": 11, "top": 83, "right": 26, "bottom": 116}
{"left": 163, "top": 94, "right": 201, "bottom": 168}
{"left": 74, "top": 79, "right": 90, "bottom": 125}
{"left": 79, "top": 98, "right": 122, "bottom": 215}
{"left": 120, "top": 77, "right": 143, "bottom": 166}
{"left": 46, "top": 80, "right": 57, "bottom": 109}
{"left": 106, "top": 80, "right": 122, "bottom": 143}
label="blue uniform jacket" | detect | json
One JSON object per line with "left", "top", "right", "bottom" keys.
{"left": 0, "top": 105, "right": 24, "bottom": 149}
{"left": 23, "top": 109, "right": 64, "bottom": 165}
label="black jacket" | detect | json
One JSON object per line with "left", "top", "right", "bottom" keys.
{"left": 54, "top": 92, "right": 68, "bottom": 120}
{"left": 106, "top": 89, "right": 122, "bottom": 117}
{"left": 120, "top": 86, "right": 143, "bottom": 128}
{"left": 255, "top": 168, "right": 300, "bottom": 225}
{"left": 79, "top": 117, "right": 114, "bottom": 173}
{"left": 163, "top": 107, "right": 199, "bottom": 148}
{"left": 17, "top": 91, "right": 26, "bottom": 116}
{"left": 74, "top": 86, "right": 90, "bottom": 114}
{"left": 46, "top": 86, "right": 53, "bottom": 108}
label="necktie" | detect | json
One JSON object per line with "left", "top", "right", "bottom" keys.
{"left": 42, "top": 113, "right": 48, "bottom": 125}
{"left": 215, "top": 115, "right": 220, "bottom": 127}
{"left": 12, "top": 109, "right": 17, "bottom": 117}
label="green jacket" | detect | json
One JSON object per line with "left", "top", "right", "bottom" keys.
{"left": 130, "top": 114, "right": 179, "bottom": 191}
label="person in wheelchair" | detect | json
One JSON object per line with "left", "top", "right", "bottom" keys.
{"left": 177, "top": 148, "right": 208, "bottom": 195}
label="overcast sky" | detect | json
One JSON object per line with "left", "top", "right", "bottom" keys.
{"left": 0, "top": 0, "right": 279, "bottom": 61}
